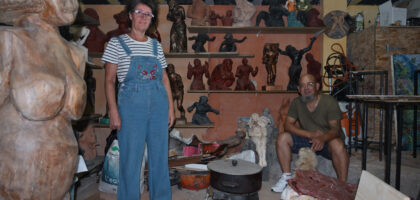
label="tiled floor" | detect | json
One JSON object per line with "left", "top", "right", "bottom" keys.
{"left": 75, "top": 150, "right": 420, "bottom": 200}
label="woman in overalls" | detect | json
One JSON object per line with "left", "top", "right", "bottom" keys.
{"left": 102, "top": 0, "right": 175, "bottom": 199}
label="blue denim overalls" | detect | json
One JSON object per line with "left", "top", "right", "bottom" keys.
{"left": 116, "top": 37, "right": 171, "bottom": 200}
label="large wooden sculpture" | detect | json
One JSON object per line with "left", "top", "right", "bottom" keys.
{"left": 0, "top": 0, "right": 87, "bottom": 199}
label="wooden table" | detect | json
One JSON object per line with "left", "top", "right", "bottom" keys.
{"left": 346, "top": 95, "right": 420, "bottom": 190}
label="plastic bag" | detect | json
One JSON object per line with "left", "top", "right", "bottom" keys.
{"left": 99, "top": 139, "right": 120, "bottom": 194}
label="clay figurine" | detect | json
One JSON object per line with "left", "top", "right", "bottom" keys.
{"left": 278, "top": 37, "right": 316, "bottom": 90}
{"left": 256, "top": 3, "right": 289, "bottom": 27}
{"left": 262, "top": 43, "right": 279, "bottom": 86}
{"left": 208, "top": 58, "right": 235, "bottom": 90}
{"left": 187, "top": 0, "right": 210, "bottom": 26}
{"left": 235, "top": 58, "right": 258, "bottom": 91}
{"left": 188, "top": 33, "right": 216, "bottom": 52}
{"left": 187, "top": 59, "right": 210, "bottom": 90}
{"left": 105, "top": 10, "right": 130, "bottom": 42}
{"left": 208, "top": 10, "right": 220, "bottom": 26}
{"left": 233, "top": 0, "right": 256, "bottom": 27}
{"left": 219, "top": 10, "right": 234, "bottom": 26}
{"left": 305, "top": 8, "right": 324, "bottom": 27}
{"left": 0, "top": 0, "right": 87, "bottom": 199}
{"left": 166, "top": 64, "right": 186, "bottom": 123}
{"left": 219, "top": 33, "right": 247, "bottom": 52}
{"left": 167, "top": 0, "right": 188, "bottom": 52}
{"left": 188, "top": 96, "right": 220, "bottom": 125}
{"left": 83, "top": 8, "right": 107, "bottom": 53}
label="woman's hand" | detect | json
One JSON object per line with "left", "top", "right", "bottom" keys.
{"left": 168, "top": 109, "right": 175, "bottom": 128}
{"left": 109, "top": 108, "right": 121, "bottom": 130}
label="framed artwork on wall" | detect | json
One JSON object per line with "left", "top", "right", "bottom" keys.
{"left": 391, "top": 54, "right": 420, "bottom": 150}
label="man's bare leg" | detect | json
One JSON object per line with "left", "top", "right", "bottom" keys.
{"left": 276, "top": 132, "right": 293, "bottom": 173}
{"left": 328, "top": 138, "right": 349, "bottom": 182}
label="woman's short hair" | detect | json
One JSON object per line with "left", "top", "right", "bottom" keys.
{"left": 126, "top": 0, "right": 159, "bottom": 34}
{"left": 0, "top": 0, "right": 44, "bottom": 25}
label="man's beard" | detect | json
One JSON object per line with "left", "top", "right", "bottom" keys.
{"left": 300, "top": 94, "right": 315, "bottom": 103}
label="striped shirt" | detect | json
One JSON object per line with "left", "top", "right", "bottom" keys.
{"left": 101, "top": 34, "right": 167, "bottom": 83}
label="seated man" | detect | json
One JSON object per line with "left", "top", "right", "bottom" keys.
{"left": 271, "top": 74, "right": 349, "bottom": 193}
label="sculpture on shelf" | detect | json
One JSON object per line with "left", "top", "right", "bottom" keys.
{"left": 256, "top": 3, "right": 289, "bottom": 27}
{"left": 83, "top": 8, "right": 107, "bottom": 53}
{"left": 235, "top": 58, "right": 259, "bottom": 91}
{"left": 188, "top": 33, "right": 216, "bottom": 53}
{"left": 219, "top": 10, "right": 234, "bottom": 26}
{"left": 279, "top": 37, "right": 316, "bottom": 90}
{"left": 305, "top": 53, "right": 322, "bottom": 88}
{"left": 167, "top": 0, "right": 188, "bottom": 52}
{"left": 84, "top": 66, "right": 96, "bottom": 116}
{"left": 166, "top": 64, "right": 186, "bottom": 123}
{"left": 187, "top": 96, "right": 220, "bottom": 125}
{"left": 187, "top": 59, "right": 210, "bottom": 90}
{"left": 233, "top": 0, "right": 256, "bottom": 27}
{"left": 296, "top": 0, "right": 312, "bottom": 25}
{"left": 305, "top": 8, "right": 324, "bottom": 27}
{"left": 262, "top": 43, "right": 279, "bottom": 86}
{"left": 187, "top": 0, "right": 210, "bottom": 26}
{"left": 0, "top": 0, "right": 87, "bottom": 199}
{"left": 105, "top": 10, "right": 130, "bottom": 42}
{"left": 219, "top": 33, "right": 247, "bottom": 52}
{"left": 208, "top": 58, "right": 235, "bottom": 90}
{"left": 248, "top": 113, "right": 270, "bottom": 167}
{"left": 208, "top": 10, "right": 220, "bottom": 26}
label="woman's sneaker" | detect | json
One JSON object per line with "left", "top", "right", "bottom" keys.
{"left": 271, "top": 173, "right": 292, "bottom": 193}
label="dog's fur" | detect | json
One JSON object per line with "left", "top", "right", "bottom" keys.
{"left": 294, "top": 147, "right": 318, "bottom": 171}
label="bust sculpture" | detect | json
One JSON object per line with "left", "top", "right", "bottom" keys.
{"left": 187, "top": 0, "right": 210, "bottom": 26}
{"left": 187, "top": 59, "right": 210, "bottom": 90}
{"left": 83, "top": 8, "right": 107, "bottom": 53}
{"left": 187, "top": 96, "right": 220, "bottom": 125}
{"left": 0, "top": 0, "right": 86, "bottom": 199}
{"left": 167, "top": 0, "right": 188, "bottom": 52}
{"left": 235, "top": 58, "right": 258, "bottom": 91}
{"left": 233, "top": 0, "right": 256, "bottom": 27}
{"left": 105, "top": 10, "right": 130, "bottom": 42}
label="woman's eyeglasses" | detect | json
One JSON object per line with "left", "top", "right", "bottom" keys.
{"left": 133, "top": 9, "right": 154, "bottom": 19}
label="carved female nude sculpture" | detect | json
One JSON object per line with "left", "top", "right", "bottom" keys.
{"left": 235, "top": 58, "right": 258, "bottom": 91}
{"left": 0, "top": 0, "right": 87, "bottom": 199}
{"left": 262, "top": 43, "right": 279, "bottom": 86}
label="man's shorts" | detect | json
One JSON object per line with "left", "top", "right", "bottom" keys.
{"left": 290, "top": 133, "right": 331, "bottom": 160}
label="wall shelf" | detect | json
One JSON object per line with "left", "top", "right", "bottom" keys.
{"left": 188, "top": 26, "right": 325, "bottom": 34}
{"left": 93, "top": 122, "right": 214, "bottom": 128}
{"left": 188, "top": 90, "right": 299, "bottom": 93}
{"left": 165, "top": 52, "right": 254, "bottom": 58}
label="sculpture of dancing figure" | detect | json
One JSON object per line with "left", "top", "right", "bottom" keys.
{"left": 256, "top": 3, "right": 289, "bottom": 27}
{"left": 235, "top": 58, "right": 258, "bottom": 91}
{"left": 0, "top": 0, "right": 86, "bottom": 199}
{"left": 248, "top": 113, "right": 270, "bottom": 167}
{"left": 167, "top": 0, "right": 188, "bottom": 52}
{"left": 187, "top": 59, "right": 210, "bottom": 90}
{"left": 208, "top": 58, "right": 235, "bottom": 90}
{"left": 188, "top": 33, "right": 216, "bottom": 53}
{"left": 232, "top": 0, "right": 256, "bottom": 27}
{"left": 279, "top": 37, "right": 316, "bottom": 90}
{"left": 262, "top": 43, "right": 279, "bottom": 86}
{"left": 167, "top": 64, "right": 186, "bottom": 122}
{"left": 188, "top": 96, "right": 219, "bottom": 125}
{"left": 219, "top": 33, "right": 247, "bottom": 52}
